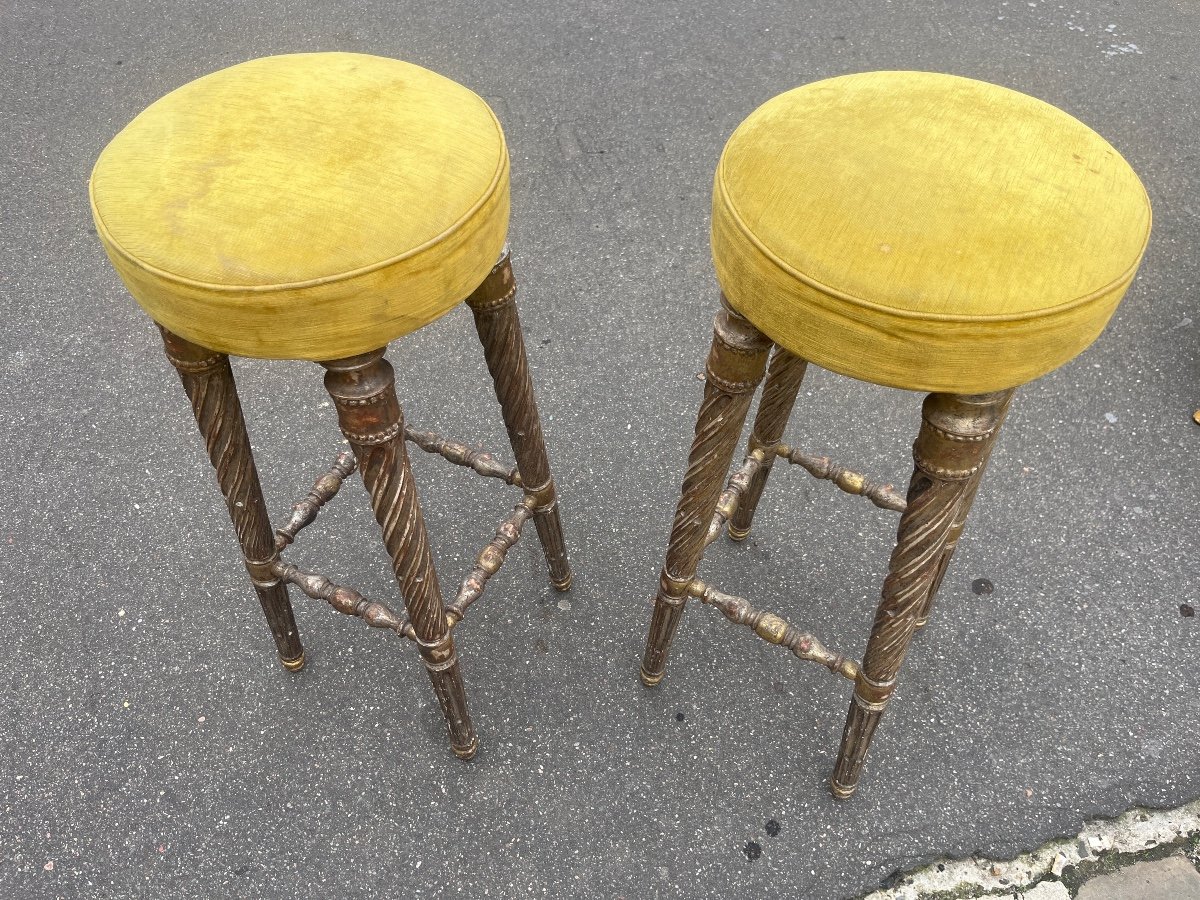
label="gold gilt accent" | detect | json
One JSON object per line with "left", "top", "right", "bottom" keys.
{"left": 687, "top": 579, "right": 859, "bottom": 681}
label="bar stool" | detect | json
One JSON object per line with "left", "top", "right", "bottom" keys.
{"left": 89, "top": 52, "right": 571, "bottom": 760}
{"left": 639, "top": 71, "right": 1150, "bottom": 798}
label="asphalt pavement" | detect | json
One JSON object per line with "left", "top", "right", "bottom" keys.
{"left": 2, "top": 0, "right": 1198, "bottom": 897}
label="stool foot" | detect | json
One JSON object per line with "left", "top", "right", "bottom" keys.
{"left": 831, "top": 390, "right": 1013, "bottom": 795}
{"left": 730, "top": 347, "right": 807, "bottom": 540}
{"left": 279, "top": 651, "right": 306, "bottom": 672}
{"left": 641, "top": 298, "right": 771, "bottom": 683}
{"left": 829, "top": 775, "right": 856, "bottom": 801}
{"left": 467, "top": 252, "right": 572, "bottom": 592}
{"left": 639, "top": 666, "right": 665, "bottom": 688}
{"left": 533, "top": 503, "right": 573, "bottom": 591}
{"left": 323, "top": 349, "right": 477, "bottom": 757}
{"left": 159, "top": 327, "right": 304, "bottom": 666}
{"left": 452, "top": 735, "right": 480, "bottom": 760}
{"left": 422, "top": 637, "right": 477, "bottom": 759}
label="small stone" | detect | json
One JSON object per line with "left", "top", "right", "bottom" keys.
{"left": 1051, "top": 852, "right": 1069, "bottom": 877}
{"left": 118, "top": 609, "right": 126, "bottom": 618}
{"left": 1182, "top": 604, "right": 1195, "bottom": 618}
{"left": 1105, "top": 412, "right": 1118, "bottom": 423}
{"left": 43, "top": 861, "right": 54, "bottom": 872}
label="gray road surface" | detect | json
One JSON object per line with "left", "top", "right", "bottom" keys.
{"left": 2, "top": 0, "right": 1198, "bottom": 897}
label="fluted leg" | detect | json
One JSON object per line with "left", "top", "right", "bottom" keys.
{"left": 159, "top": 327, "right": 305, "bottom": 670}
{"left": 915, "top": 393, "right": 1015, "bottom": 627}
{"left": 831, "top": 390, "right": 1013, "bottom": 798}
{"left": 322, "top": 349, "right": 477, "bottom": 759}
{"left": 466, "top": 252, "right": 571, "bottom": 591}
{"left": 728, "top": 346, "right": 808, "bottom": 541}
{"left": 640, "top": 299, "right": 772, "bottom": 686}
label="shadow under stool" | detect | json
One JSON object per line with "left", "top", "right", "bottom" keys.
{"left": 89, "top": 52, "right": 571, "bottom": 760}
{"left": 639, "top": 71, "right": 1151, "bottom": 798}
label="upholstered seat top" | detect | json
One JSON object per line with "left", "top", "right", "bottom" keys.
{"left": 90, "top": 52, "right": 509, "bottom": 360}
{"left": 711, "top": 71, "right": 1151, "bottom": 393}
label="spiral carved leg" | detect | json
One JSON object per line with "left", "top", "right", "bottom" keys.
{"left": 322, "top": 349, "right": 477, "bottom": 760}
{"left": 640, "top": 299, "right": 771, "bottom": 687}
{"left": 467, "top": 252, "right": 572, "bottom": 591}
{"left": 729, "top": 346, "right": 808, "bottom": 541}
{"left": 831, "top": 390, "right": 1013, "bottom": 799}
{"left": 159, "top": 327, "right": 305, "bottom": 670}
{"left": 915, "top": 393, "right": 1015, "bottom": 628}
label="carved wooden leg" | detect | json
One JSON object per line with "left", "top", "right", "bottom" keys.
{"left": 640, "top": 299, "right": 772, "bottom": 686}
{"left": 728, "top": 346, "right": 808, "bottom": 541}
{"left": 915, "top": 393, "right": 1015, "bottom": 627}
{"left": 159, "top": 327, "right": 305, "bottom": 670}
{"left": 830, "top": 390, "right": 1013, "bottom": 798}
{"left": 466, "top": 252, "right": 572, "bottom": 591}
{"left": 322, "top": 349, "right": 477, "bottom": 759}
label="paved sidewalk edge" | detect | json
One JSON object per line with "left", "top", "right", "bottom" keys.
{"left": 861, "top": 799, "right": 1200, "bottom": 899}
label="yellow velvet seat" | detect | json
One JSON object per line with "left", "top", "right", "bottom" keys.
{"left": 711, "top": 71, "right": 1151, "bottom": 393}
{"left": 89, "top": 52, "right": 509, "bottom": 360}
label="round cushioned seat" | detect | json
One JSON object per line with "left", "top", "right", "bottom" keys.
{"left": 711, "top": 71, "right": 1151, "bottom": 394}
{"left": 90, "top": 52, "right": 509, "bottom": 360}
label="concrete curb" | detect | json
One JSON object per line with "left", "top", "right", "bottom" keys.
{"left": 862, "top": 800, "right": 1200, "bottom": 899}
